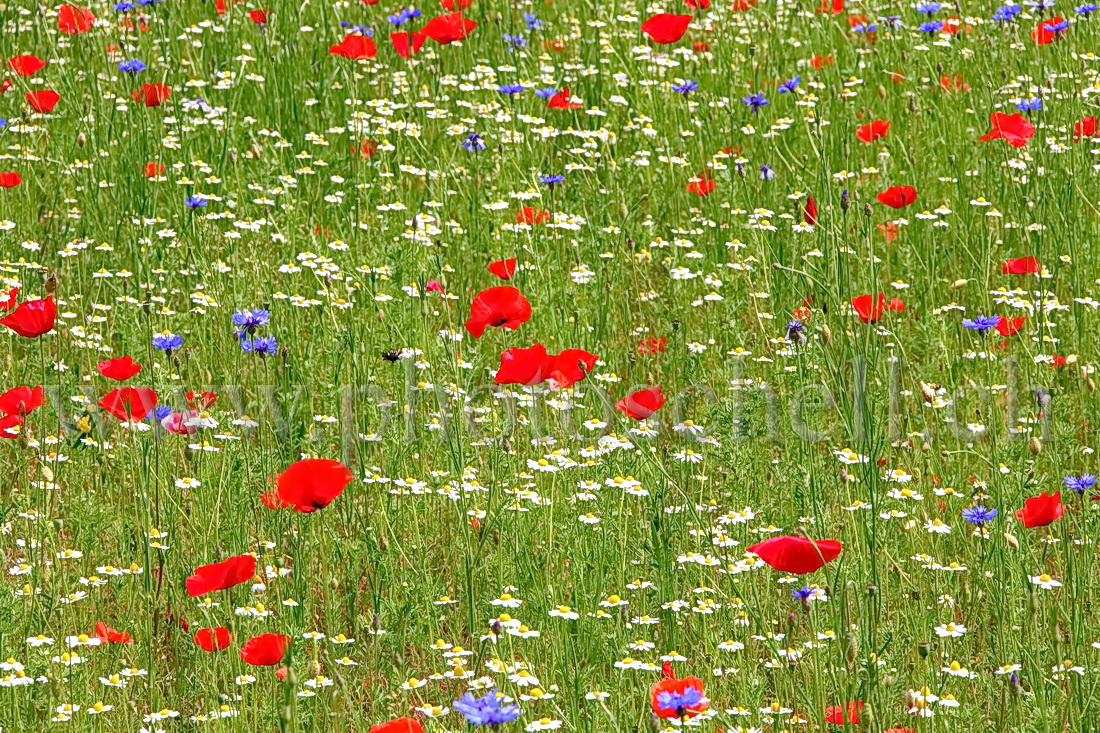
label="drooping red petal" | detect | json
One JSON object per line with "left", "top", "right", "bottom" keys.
{"left": 640, "top": 13, "right": 692, "bottom": 43}
{"left": 747, "top": 535, "right": 843, "bottom": 574}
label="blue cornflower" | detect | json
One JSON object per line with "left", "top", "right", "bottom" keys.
{"left": 790, "top": 585, "right": 814, "bottom": 600}
{"left": 503, "top": 33, "right": 527, "bottom": 48}
{"left": 962, "top": 505, "right": 998, "bottom": 525}
{"left": 742, "top": 92, "right": 769, "bottom": 112}
{"left": 1026, "top": 0, "right": 1055, "bottom": 8}
{"left": 993, "top": 3, "right": 1023, "bottom": 19}
{"left": 0, "top": 119, "right": 6, "bottom": 128}
{"left": 778, "top": 76, "right": 801, "bottom": 93}
{"left": 498, "top": 83, "right": 525, "bottom": 96}
{"left": 523, "top": 12, "right": 542, "bottom": 29}
{"left": 113, "top": 0, "right": 136, "bottom": 9}
{"left": 118, "top": 59, "right": 146, "bottom": 74}
{"left": 453, "top": 690, "right": 522, "bottom": 726}
{"left": 962, "top": 315, "right": 1001, "bottom": 331}
{"left": 152, "top": 332, "right": 184, "bottom": 352}
{"left": 232, "top": 308, "right": 271, "bottom": 331}
{"left": 387, "top": 7, "right": 421, "bottom": 26}
{"left": 539, "top": 174, "right": 565, "bottom": 186}
{"left": 184, "top": 196, "right": 207, "bottom": 209}
{"left": 786, "top": 320, "right": 806, "bottom": 342}
{"left": 462, "top": 133, "right": 486, "bottom": 152}
{"left": 916, "top": 1, "right": 943, "bottom": 13}
{"left": 1064, "top": 473, "right": 1098, "bottom": 493}
{"left": 655, "top": 684, "right": 704, "bottom": 715}
{"left": 880, "top": 14, "right": 903, "bottom": 25}
{"left": 1044, "top": 18, "right": 1070, "bottom": 31}
{"left": 918, "top": 19, "right": 944, "bottom": 32}
{"left": 242, "top": 336, "right": 278, "bottom": 355}
{"left": 1076, "top": 2, "right": 1098, "bottom": 12}
{"left": 534, "top": 87, "right": 557, "bottom": 98}
{"left": 153, "top": 405, "right": 174, "bottom": 421}
{"left": 673, "top": 80, "right": 698, "bottom": 94}
{"left": 854, "top": 22, "right": 878, "bottom": 32}
{"left": 1015, "top": 97, "right": 1043, "bottom": 112}
{"left": 760, "top": 164, "right": 775, "bottom": 180}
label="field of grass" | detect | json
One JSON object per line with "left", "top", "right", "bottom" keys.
{"left": 1, "top": 0, "right": 1100, "bottom": 731}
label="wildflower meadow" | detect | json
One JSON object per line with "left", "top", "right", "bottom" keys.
{"left": 1, "top": 0, "right": 1099, "bottom": 731}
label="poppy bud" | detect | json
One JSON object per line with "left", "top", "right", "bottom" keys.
{"left": 862, "top": 203, "right": 872, "bottom": 218}
{"left": 76, "top": 132, "right": 86, "bottom": 147}
{"left": 1009, "top": 673, "right": 1021, "bottom": 696}
{"left": 900, "top": 50, "right": 907, "bottom": 61}
{"left": 953, "top": 279, "right": 968, "bottom": 289}
{"left": 1029, "top": 437, "right": 1042, "bottom": 455}
{"left": 820, "top": 325, "right": 831, "bottom": 345}
{"left": 45, "top": 271, "right": 59, "bottom": 295}
{"left": 918, "top": 641, "right": 929, "bottom": 658}
{"left": 936, "top": 62, "right": 943, "bottom": 74}
{"left": 909, "top": 97, "right": 917, "bottom": 112}
{"left": 1004, "top": 532, "right": 1019, "bottom": 550}
{"left": 840, "top": 190, "right": 850, "bottom": 212}
{"left": 876, "top": 84, "right": 886, "bottom": 99}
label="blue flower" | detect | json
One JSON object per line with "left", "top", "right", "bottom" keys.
{"left": 534, "top": 87, "right": 557, "bottom": 98}
{"left": 1044, "top": 18, "right": 1070, "bottom": 31}
{"left": 673, "top": 80, "right": 698, "bottom": 94}
{"left": 498, "top": 83, "right": 525, "bottom": 96}
{"left": 915, "top": 1, "right": 943, "bottom": 13}
{"left": 1015, "top": 97, "right": 1043, "bottom": 112}
{"left": 778, "top": 76, "right": 800, "bottom": 93}
{"left": 462, "top": 133, "right": 486, "bottom": 152}
{"left": 539, "top": 174, "right": 565, "bottom": 185}
{"left": 453, "top": 690, "right": 522, "bottom": 726}
{"left": 153, "top": 405, "right": 174, "bottom": 421}
{"left": 0, "top": 119, "right": 6, "bottom": 129}
{"left": 118, "top": 59, "right": 146, "bottom": 74}
{"left": 742, "top": 92, "right": 769, "bottom": 112}
{"left": 388, "top": 7, "right": 421, "bottom": 26}
{"left": 503, "top": 33, "right": 527, "bottom": 48}
{"left": 790, "top": 585, "right": 814, "bottom": 601}
{"left": 655, "top": 684, "right": 704, "bottom": 714}
{"left": 113, "top": 0, "right": 136, "bottom": 10}
{"left": 232, "top": 308, "right": 271, "bottom": 331}
{"left": 962, "top": 505, "right": 998, "bottom": 525}
{"left": 152, "top": 332, "right": 184, "bottom": 352}
{"left": 1076, "top": 2, "right": 1098, "bottom": 12}
{"left": 962, "top": 315, "right": 1001, "bottom": 331}
{"left": 853, "top": 22, "right": 878, "bottom": 32}
{"left": 242, "top": 336, "right": 278, "bottom": 355}
{"left": 523, "top": 12, "right": 542, "bottom": 29}
{"left": 993, "top": 3, "right": 1023, "bottom": 19}
{"left": 184, "top": 196, "right": 207, "bottom": 209}
{"left": 760, "top": 164, "right": 775, "bottom": 180}
{"left": 918, "top": 19, "right": 944, "bottom": 32}
{"left": 1064, "top": 473, "right": 1098, "bottom": 493}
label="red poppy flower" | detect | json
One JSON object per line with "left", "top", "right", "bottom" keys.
{"left": 0, "top": 415, "right": 22, "bottom": 438}
{"left": 1032, "top": 16, "right": 1064, "bottom": 44}
{"left": 856, "top": 119, "right": 890, "bottom": 143}
{"left": 186, "top": 554, "right": 256, "bottom": 597}
{"left": 464, "top": 286, "right": 532, "bottom": 337}
{"left": 94, "top": 622, "right": 133, "bottom": 644}
{"left": 731, "top": 0, "right": 757, "bottom": 10}
{"left": 7, "top": 55, "right": 46, "bottom": 77}
{"left": 1, "top": 297, "right": 56, "bottom": 337}
{"left": 495, "top": 344, "right": 599, "bottom": 388}
{"left": 876, "top": 185, "right": 917, "bottom": 209}
{"left": 1016, "top": 491, "right": 1064, "bottom": 528}
{"left": 640, "top": 13, "right": 692, "bottom": 44}
{"left": 638, "top": 337, "right": 667, "bottom": 354}
{"left": 939, "top": 73, "right": 969, "bottom": 92}
{"left": 1074, "top": 116, "right": 1098, "bottom": 142}
{"left": 979, "top": 112, "right": 1035, "bottom": 148}
{"left": 186, "top": 390, "right": 217, "bottom": 410}
{"left": 650, "top": 676, "right": 708, "bottom": 719}
{"left": 441, "top": 0, "right": 472, "bottom": 8}
{"left": 193, "top": 627, "right": 233, "bottom": 652}
{"left": 747, "top": 535, "right": 843, "bottom": 574}
{"left": 878, "top": 221, "right": 899, "bottom": 242}
{"left": 687, "top": 171, "right": 716, "bottom": 197}
{"left": 803, "top": 196, "right": 818, "bottom": 225}
{"left": 391, "top": 31, "right": 426, "bottom": 58}
{"left": 616, "top": 387, "right": 665, "bottom": 420}
{"left": 354, "top": 139, "right": 380, "bottom": 158}
{"left": 825, "top": 700, "right": 863, "bottom": 725}
{"left": 143, "top": 161, "right": 165, "bottom": 178}
{"left": 240, "top": 633, "right": 289, "bottom": 666}
{"left": 548, "top": 87, "right": 581, "bottom": 109}
{"left": 1001, "top": 256, "right": 1039, "bottom": 274}
{"left": 25, "top": 90, "right": 60, "bottom": 113}
{"left": 515, "top": 206, "right": 550, "bottom": 225}
{"left": 0, "top": 288, "right": 16, "bottom": 312}
{"left": 420, "top": 12, "right": 477, "bottom": 44}
{"left": 132, "top": 83, "right": 171, "bottom": 107}
{"left": 685, "top": 0, "right": 710, "bottom": 6}
{"left": 816, "top": 0, "right": 844, "bottom": 12}
{"left": 488, "top": 258, "right": 517, "bottom": 280}
{"left": 0, "top": 172, "right": 21, "bottom": 188}
{"left": 97, "top": 387, "right": 158, "bottom": 422}
{"left": 330, "top": 34, "right": 377, "bottom": 59}
{"left": 248, "top": 8, "right": 269, "bottom": 23}
{"left": 58, "top": 4, "right": 95, "bottom": 34}
{"left": 274, "top": 458, "right": 354, "bottom": 512}
{"left": 850, "top": 293, "right": 903, "bottom": 323}
{"left": 996, "top": 316, "right": 1025, "bottom": 337}
{"left": 371, "top": 719, "right": 426, "bottom": 733}
{"left": 97, "top": 356, "right": 142, "bottom": 381}
{"left": 0, "top": 386, "right": 44, "bottom": 417}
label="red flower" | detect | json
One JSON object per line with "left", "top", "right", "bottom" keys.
{"left": 1032, "top": 16, "right": 1064, "bottom": 44}
{"left": 97, "top": 387, "right": 158, "bottom": 421}
{"left": 58, "top": 4, "right": 95, "bottom": 34}
{"left": 979, "top": 112, "right": 1035, "bottom": 148}
{"left": 650, "top": 676, "right": 708, "bottom": 719}
{"left": 26, "top": 89, "right": 60, "bottom": 113}
{"left": 248, "top": 8, "right": 269, "bottom": 23}
{"left": 876, "top": 185, "right": 917, "bottom": 209}
{"left": 1, "top": 297, "right": 56, "bottom": 337}
{"left": 515, "top": 206, "right": 550, "bottom": 225}
{"left": 391, "top": 31, "right": 426, "bottom": 58}
{"left": 856, "top": 119, "right": 890, "bottom": 143}
{"left": 330, "top": 34, "right": 377, "bottom": 59}
{"left": 940, "top": 73, "right": 969, "bottom": 92}
{"left": 495, "top": 344, "right": 599, "bottom": 388}
{"left": 810, "top": 54, "right": 834, "bottom": 69}
{"left": 371, "top": 719, "right": 426, "bottom": 733}
{"left": 0, "top": 386, "right": 44, "bottom": 417}
{"left": 7, "top": 55, "right": 46, "bottom": 77}
{"left": 803, "top": 196, "right": 818, "bottom": 225}
{"left": 0, "top": 415, "right": 22, "bottom": 438}
{"left": 850, "top": 293, "right": 903, "bottom": 323}
{"left": 1074, "top": 116, "right": 1098, "bottom": 142}
{"left": 747, "top": 535, "right": 843, "bottom": 574}
{"left": 616, "top": 387, "right": 665, "bottom": 420}
{"left": 996, "top": 316, "right": 1026, "bottom": 337}
{"left": 274, "top": 458, "right": 354, "bottom": 512}
{"left": 825, "top": 700, "right": 862, "bottom": 725}
{"left": 640, "top": 13, "right": 692, "bottom": 44}
{"left": 0, "top": 288, "right": 16, "bottom": 312}
{"left": 143, "top": 161, "right": 165, "bottom": 178}
{"left": 1001, "top": 256, "right": 1039, "bottom": 274}
{"left": 97, "top": 356, "right": 142, "bottom": 381}
{"left": 687, "top": 171, "right": 716, "bottom": 197}
{"left": 1016, "top": 491, "right": 1064, "bottom": 528}
{"left": 441, "top": 0, "right": 472, "bottom": 8}
{"left": 94, "top": 622, "right": 133, "bottom": 644}
{"left": 355, "top": 139, "right": 380, "bottom": 158}
{"left": 186, "top": 554, "right": 256, "bottom": 597}
{"left": 240, "top": 633, "right": 289, "bottom": 666}
{"left": 464, "top": 286, "right": 532, "bottom": 337}
{"left": 186, "top": 390, "right": 217, "bottom": 410}
{"left": 548, "top": 87, "right": 581, "bottom": 109}
{"left": 193, "top": 627, "right": 232, "bottom": 652}
{"left": 638, "top": 337, "right": 667, "bottom": 354}
{"left": 420, "top": 12, "right": 477, "bottom": 44}
{"left": 816, "top": 0, "right": 844, "bottom": 12}
{"left": 0, "top": 172, "right": 21, "bottom": 188}
{"left": 132, "top": 83, "right": 171, "bottom": 107}
{"left": 488, "top": 258, "right": 517, "bottom": 280}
